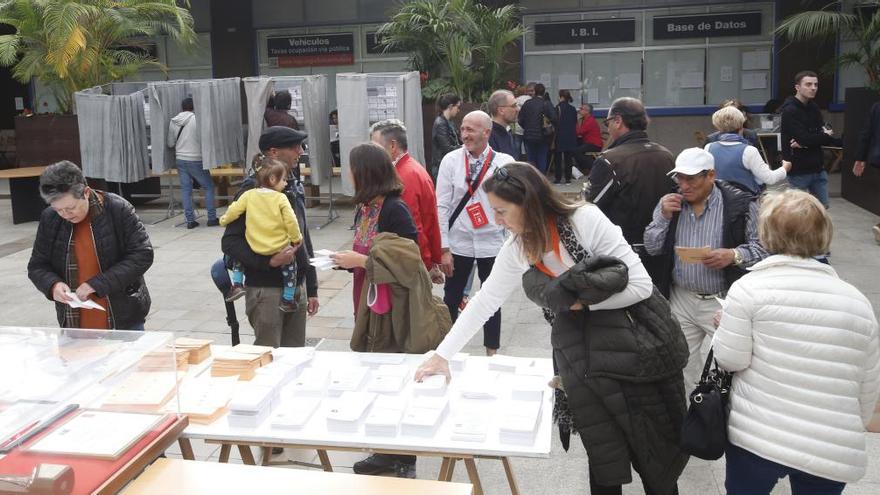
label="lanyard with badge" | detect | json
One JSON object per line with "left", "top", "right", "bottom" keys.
{"left": 463, "top": 149, "right": 494, "bottom": 228}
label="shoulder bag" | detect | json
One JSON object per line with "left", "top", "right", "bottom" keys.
{"left": 680, "top": 348, "right": 733, "bottom": 460}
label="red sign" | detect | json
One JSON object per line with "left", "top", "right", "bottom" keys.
{"left": 268, "top": 34, "right": 355, "bottom": 68}
{"left": 277, "top": 53, "right": 354, "bottom": 68}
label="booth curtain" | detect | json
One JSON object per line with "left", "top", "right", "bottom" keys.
{"left": 148, "top": 81, "right": 188, "bottom": 174}
{"left": 336, "top": 73, "right": 369, "bottom": 197}
{"left": 75, "top": 87, "right": 150, "bottom": 183}
{"left": 243, "top": 77, "right": 274, "bottom": 167}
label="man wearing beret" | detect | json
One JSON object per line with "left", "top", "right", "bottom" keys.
{"left": 221, "top": 126, "right": 320, "bottom": 347}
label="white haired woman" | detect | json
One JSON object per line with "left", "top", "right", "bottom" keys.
{"left": 713, "top": 189, "right": 880, "bottom": 494}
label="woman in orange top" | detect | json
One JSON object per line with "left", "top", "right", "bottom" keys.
{"left": 27, "top": 161, "right": 154, "bottom": 330}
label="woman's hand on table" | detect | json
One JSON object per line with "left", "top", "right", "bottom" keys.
{"left": 414, "top": 353, "right": 451, "bottom": 383}
{"left": 330, "top": 250, "right": 367, "bottom": 269}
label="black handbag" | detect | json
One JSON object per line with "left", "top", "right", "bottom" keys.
{"left": 680, "top": 348, "right": 733, "bottom": 460}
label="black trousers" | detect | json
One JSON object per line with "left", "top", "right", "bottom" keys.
{"left": 554, "top": 150, "right": 576, "bottom": 182}
{"left": 443, "top": 254, "right": 501, "bottom": 349}
{"left": 573, "top": 143, "right": 602, "bottom": 172}
{"left": 588, "top": 461, "right": 679, "bottom": 495}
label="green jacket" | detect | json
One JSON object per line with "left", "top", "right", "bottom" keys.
{"left": 351, "top": 233, "right": 451, "bottom": 354}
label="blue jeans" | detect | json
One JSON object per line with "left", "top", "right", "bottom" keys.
{"left": 128, "top": 322, "right": 145, "bottom": 331}
{"left": 787, "top": 171, "right": 829, "bottom": 208}
{"left": 176, "top": 159, "right": 216, "bottom": 223}
{"left": 211, "top": 258, "right": 232, "bottom": 295}
{"left": 524, "top": 140, "right": 550, "bottom": 173}
{"left": 725, "top": 443, "right": 845, "bottom": 495}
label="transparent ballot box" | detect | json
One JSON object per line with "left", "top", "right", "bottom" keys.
{"left": 0, "top": 327, "right": 182, "bottom": 494}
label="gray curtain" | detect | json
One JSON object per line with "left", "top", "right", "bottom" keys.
{"left": 148, "top": 81, "right": 188, "bottom": 173}
{"left": 190, "top": 77, "right": 245, "bottom": 169}
{"left": 74, "top": 87, "right": 150, "bottom": 183}
{"left": 243, "top": 77, "right": 274, "bottom": 166}
{"left": 336, "top": 73, "right": 369, "bottom": 197}
{"left": 301, "top": 75, "right": 330, "bottom": 186}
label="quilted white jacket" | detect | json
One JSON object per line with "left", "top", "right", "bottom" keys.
{"left": 713, "top": 255, "right": 880, "bottom": 483}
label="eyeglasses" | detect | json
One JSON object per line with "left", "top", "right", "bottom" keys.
{"left": 671, "top": 171, "right": 710, "bottom": 184}
{"left": 602, "top": 115, "right": 618, "bottom": 128}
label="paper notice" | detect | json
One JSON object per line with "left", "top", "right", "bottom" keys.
{"left": 674, "top": 246, "right": 711, "bottom": 264}
{"left": 538, "top": 73, "right": 552, "bottom": 87}
{"left": 720, "top": 66, "right": 734, "bottom": 82}
{"left": 558, "top": 74, "right": 581, "bottom": 90}
{"left": 65, "top": 293, "right": 105, "bottom": 311}
{"left": 618, "top": 73, "right": 641, "bottom": 89}
{"left": 586, "top": 87, "right": 600, "bottom": 104}
{"left": 680, "top": 71, "right": 704, "bottom": 89}
{"left": 742, "top": 49, "right": 770, "bottom": 71}
{"left": 741, "top": 72, "right": 768, "bottom": 90}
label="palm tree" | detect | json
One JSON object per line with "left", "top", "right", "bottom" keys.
{"left": 776, "top": 2, "right": 880, "bottom": 91}
{"left": 377, "top": 0, "right": 526, "bottom": 101}
{"left": 0, "top": 0, "right": 196, "bottom": 113}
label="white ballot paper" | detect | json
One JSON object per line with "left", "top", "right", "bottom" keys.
{"left": 271, "top": 398, "right": 322, "bottom": 430}
{"left": 364, "top": 396, "right": 407, "bottom": 437}
{"left": 290, "top": 368, "right": 330, "bottom": 397}
{"left": 499, "top": 401, "right": 543, "bottom": 445}
{"left": 27, "top": 410, "right": 163, "bottom": 459}
{"left": 325, "top": 391, "right": 376, "bottom": 433}
{"left": 327, "top": 367, "right": 370, "bottom": 396}
{"left": 310, "top": 249, "right": 338, "bottom": 271}
{"left": 459, "top": 372, "right": 499, "bottom": 399}
{"left": 64, "top": 292, "right": 105, "bottom": 311}
{"left": 401, "top": 397, "right": 449, "bottom": 437}
{"left": 450, "top": 409, "right": 490, "bottom": 443}
{"left": 413, "top": 374, "right": 447, "bottom": 396}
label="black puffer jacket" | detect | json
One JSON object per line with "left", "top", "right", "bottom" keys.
{"left": 522, "top": 255, "right": 689, "bottom": 494}
{"left": 27, "top": 191, "right": 153, "bottom": 329}
{"left": 431, "top": 115, "right": 460, "bottom": 172}
{"left": 518, "top": 96, "right": 557, "bottom": 143}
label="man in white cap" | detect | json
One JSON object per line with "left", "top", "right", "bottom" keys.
{"left": 643, "top": 148, "right": 767, "bottom": 386}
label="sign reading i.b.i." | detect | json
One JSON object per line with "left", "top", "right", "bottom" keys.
{"left": 653, "top": 12, "right": 762, "bottom": 39}
{"left": 267, "top": 34, "right": 355, "bottom": 68}
{"left": 533, "top": 19, "right": 636, "bottom": 45}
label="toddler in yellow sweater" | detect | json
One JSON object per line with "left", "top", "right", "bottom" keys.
{"left": 220, "top": 158, "right": 302, "bottom": 312}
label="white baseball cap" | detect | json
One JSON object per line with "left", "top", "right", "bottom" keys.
{"left": 668, "top": 148, "right": 715, "bottom": 176}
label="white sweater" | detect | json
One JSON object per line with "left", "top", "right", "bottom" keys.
{"left": 703, "top": 141, "right": 786, "bottom": 186}
{"left": 712, "top": 255, "right": 880, "bottom": 482}
{"left": 168, "top": 111, "right": 202, "bottom": 162}
{"left": 435, "top": 204, "right": 653, "bottom": 359}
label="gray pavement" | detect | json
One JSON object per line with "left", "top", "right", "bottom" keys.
{"left": 0, "top": 174, "right": 878, "bottom": 493}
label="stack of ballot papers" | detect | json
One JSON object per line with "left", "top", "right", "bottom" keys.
{"left": 101, "top": 371, "right": 178, "bottom": 412}
{"left": 489, "top": 354, "right": 526, "bottom": 372}
{"left": 310, "top": 249, "right": 337, "bottom": 271}
{"left": 401, "top": 397, "right": 449, "bottom": 437}
{"left": 511, "top": 376, "right": 549, "bottom": 401}
{"left": 325, "top": 391, "right": 376, "bottom": 433}
{"left": 271, "top": 398, "right": 322, "bottom": 430}
{"left": 363, "top": 395, "right": 407, "bottom": 437}
{"left": 458, "top": 372, "right": 499, "bottom": 399}
{"left": 254, "top": 348, "right": 313, "bottom": 385}
{"left": 211, "top": 351, "right": 265, "bottom": 380}
{"left": 228, "top": 382, "right": 277, "bottom": 428}
{"left": 366, "top": 364, "right": 409, "bottom": 394}
{"left": 327, "top": 367, "right": 369, "bottom": 396}
{"left": 163, "top": 376, "right": 238, "bottom": 424}
{"left": 449, "top": 353, "right": 469, "bottom": 372}
{"left": 450, "top": 410, "right": 490, "bottom": 442}
{"left": 413, "top": 374, "right": 447, "bottom": 396}
{"left": 231, "top": 344, "right": 274, "bottom": 366}
{"left": 498, "top": 401, "right": 543, "bottom": 445}
{"left": 63, "top": 292, "right": 105, "bottom": 311}
{"left": 172, "top": 338, "right": 212, "bottom": 364}
{"left": 138, "top": 348, "right": 189, "bottom": 371}
{"left": 289, "top": 368, "right": 330, "bottom": 396}
{"left": 359, "top": 353, "right": 406, "bottom": 367}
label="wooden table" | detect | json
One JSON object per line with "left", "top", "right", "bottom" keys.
{"left": 0, "top": 165, "right": 49, "bottom": 224}
{"left": 122, "top": 458, "right": 473, "bottom": 495}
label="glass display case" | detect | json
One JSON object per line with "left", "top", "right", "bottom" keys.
{"left": 0, "top": 326, "right": 184, "bottom": 495}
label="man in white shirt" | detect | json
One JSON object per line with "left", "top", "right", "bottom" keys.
{"left": 436, "top": 110, "right": 515, "bottom": 355}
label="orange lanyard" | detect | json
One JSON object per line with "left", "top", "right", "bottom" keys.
{"left": 535, "top": 217, "right": 561, "bottom": 278}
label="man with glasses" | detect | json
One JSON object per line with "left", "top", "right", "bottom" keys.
{"left": 488, "top": 89, "right": 519, "bottom": 158}
{"left": 585, "top": 97, "right": 675, "bottom": 283}
{"left": 435, "top": 110, "right": 515, "bottom": 356}
{"left": 643, "top": 148, "right": 767, "bottom": 387}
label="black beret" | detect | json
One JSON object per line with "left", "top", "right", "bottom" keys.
{"left": 259, "top": 126, "right": 308, "bottom": 151}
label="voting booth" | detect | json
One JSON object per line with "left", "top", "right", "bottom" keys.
{"left": 336, "top": 72, "right": 424, "bottom": 196}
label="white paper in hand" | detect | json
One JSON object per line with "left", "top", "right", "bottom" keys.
{"left": 65, "top": 292, "right": 105, "bottom": 311}
{"left": 310, "top": 249, "right": 338, "bottom": 271}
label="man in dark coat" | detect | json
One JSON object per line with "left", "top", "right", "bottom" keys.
{"left": 518, "top": 83, "right": 557, "bottom": 173}
{"left": 554, "top": 90, "right": 579, "bottom": 184}
{"left": 487, "top": 89, "right": 518, "bottom": 158}
{"left": 853, "top": 101, "right": 880, "bottom": 243}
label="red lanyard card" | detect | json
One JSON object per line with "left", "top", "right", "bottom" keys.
{"left": 466, "top": 202, "right": 489, "bottom": 228}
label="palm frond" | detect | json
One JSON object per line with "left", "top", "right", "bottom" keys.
{"left": 776, "top": 10, "right": 857, "bottom": 42}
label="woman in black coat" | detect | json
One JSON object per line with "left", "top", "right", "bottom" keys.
{"left": 554, "top": 89, "right": 579, "bottom": 184}
{"left": 430, "top": 93, "right": 462, "bottom": 181}
{"left": 518, "top": 83, "right": 558, "bottom": 174}
{"left": 27, "top": 161, "right": 153, "bottom": 330}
